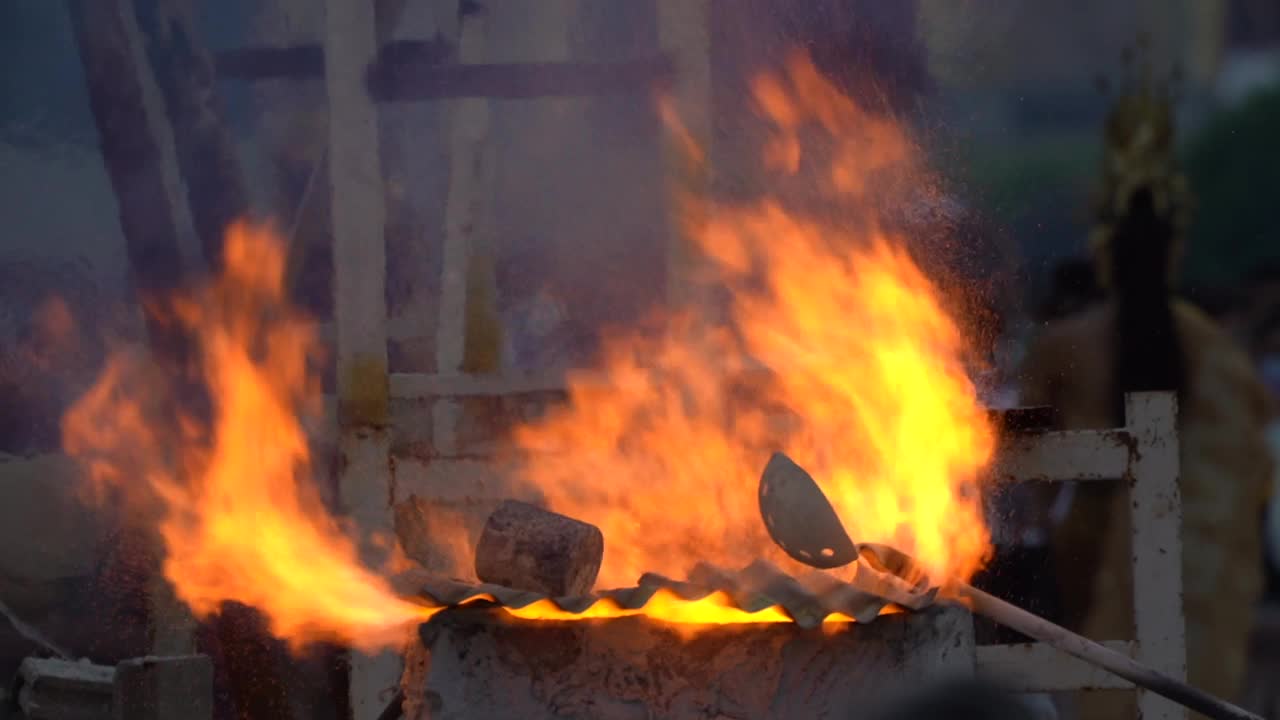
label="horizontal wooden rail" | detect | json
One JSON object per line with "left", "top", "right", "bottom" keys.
{"left": 993, "top": 430, "right": 1134, "bottom": 482}
{"left": 216, "top": 43, "right": 673, "bottom": 101}
{"left": 216, "top": 45, "right": 326, "bottom": 79}
{"left": 369, "top": 56, "right": 674, "bottom": 101}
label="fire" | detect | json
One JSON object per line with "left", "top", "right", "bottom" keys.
{"left": 58, "top": 52, "right": 992, "bottom": 648}
{"left": 425, "top": 590, "right": 869, "bottom": 626}
{"left": 62, "top": 223, "right": 431, "bottom": 651}
{"left": 504, "top": 591, "right": 790, "bottom": 623}
{"left": 512, "top": 54, "right": 995, "bottom": 587}
{"left": 59, "top": 222, "right": 857, "bottom": 646}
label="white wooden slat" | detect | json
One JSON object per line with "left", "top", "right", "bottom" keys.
{"left": 324, "top": 0, "right": 397, "bottom": 716}
{"left": 327, "top": 0, "right": 390, "bottom": 411}
{"left": 326, "top": 0, "right": 391, "bottom": 561}
{"left": 434, "top": 14, "right": 490, "bottom": 379}
{"left": 339, "top": 432, "right": 400, "bottom": 720}
{"left": 1126, "top": 392, "right": 1187, "bottom": 720}
{"left": 975, "top": 641, "right": 1137, "bottom": 692}
{"left": 432, "top": 6, "right": 493, "bottom": 457}
{"left": 993, "top": 430, "right": 1133, "bottom": 482}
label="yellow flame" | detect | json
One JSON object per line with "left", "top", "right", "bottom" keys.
{"left": 435, "top": 590, "right": 871, "bottom": 625}
{"left": 510, "top": 54, "right": 995, "bottom": 588}
{"left": 63, "top": 223, "right": 432, "bottom": 651}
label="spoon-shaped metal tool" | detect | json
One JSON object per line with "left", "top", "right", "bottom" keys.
{"left": 757, "top": 451, "right": 1262, "bottom": 720}
{"left": 759, "top": 453, "right": 859, "bottom": 569}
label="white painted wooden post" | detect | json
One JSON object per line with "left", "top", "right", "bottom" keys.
{"left": 1126, "top": 392, "right": 1188, "bottom": 720}
{"left": 432, "top": 4, "right": 492, "bottom": 456}
{"left": 976, "top": 391, "right": 1188, "bottom": 719}
{"left": 656, "top": 0, "right": 712, "bottom": 310}
{"left": 323, "top": 0, "right": 397, "bottom": 717}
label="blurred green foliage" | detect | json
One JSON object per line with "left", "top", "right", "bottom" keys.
{"left": 952, "top": 84, "right": 1280, "bottom": 292}
{"left": 948, "top": 131, "right": 1096, "bottom": 271}
{"left": 1181, "top": 86, "right": 1280, "bottom": 285}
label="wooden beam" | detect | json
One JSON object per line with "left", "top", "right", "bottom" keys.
{"left": 131, "top": 5, "right": 303, "bottom": 712}
{"left": 215, "top": 40, "right": 452, "bottom": 82}
{"left": 432, "top": 5, "right": 494, "bottom": 455}
{"left": 376, "top": 3, "right": 455, "bottom": 375}
{"left": 67, "top": 0, "right": 211, "bottom": 679}
{"left": 656, "top": 0, "right": 712, "bottom": 309}
{"left": 215, "top": 43, "right": 672, "bottom": 100}
{"left": 374, "top": 0, "right": 411, "bottom": 44}
{"left": 216, "top": 45, "right": 326, "bottom": 79}
{"left": 325, "top": 0, "right": 397, "bottom": 716}
{"left": 66, "top": 0, "right": 190, "bottom": 353}
{"left": 213, "top": 39, "right": 670, "bottom": 101}
{"left": 128, "top": 6, "right": 301, "bottom": 715}
{"left": 1126, "top": 393, "right": 1187, "bottom": 720}
{"left": 132, "top": 0, "right": 249, "bottom": 270}
{"left": 368, "top": 56, "right": 674, "bottom": 101}
{"left": 993, "top": 430, "right": 1134, "bottom": 483}
{"left": 328, "top": 7, "right": 391, "bottom": 432}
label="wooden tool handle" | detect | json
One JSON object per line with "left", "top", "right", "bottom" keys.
{"left": 958, "top": 584, "right": 1261, "bottom": 720}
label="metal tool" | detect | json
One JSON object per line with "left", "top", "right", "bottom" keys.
{"left": 757, "top": 451, "right": 1263, "bottom": 720}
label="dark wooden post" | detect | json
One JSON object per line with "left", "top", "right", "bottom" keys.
{"left": 67, "top": 0, "right": 206, "bottom": 705}
{"left": 66, "top": 0, "right": 189, "bottom": 356}
{"left": 131, "top": 0, "right": 250, "bottom": 271}
{"left": 68, "top": 3, "right": 295, "bottom": 718}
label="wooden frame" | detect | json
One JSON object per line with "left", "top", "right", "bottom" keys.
{"left": 980, "top": 393, "right": 1187, "bottom": 719}
{"left": 323, "top": 1, "right": 397, "bottom": 718}
{"left": 304, "top": 2, "right": 710, "bottom": 716}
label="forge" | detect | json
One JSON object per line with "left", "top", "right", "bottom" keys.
{"left": 391, "top": 506, "right": 977, "bottom": 720}
{"left": 397, "top": 568, "right": 975, "bottom": 720}
{"left": 408, "top": 607, "right": 973, "bottom": 720}
{"left": 384, "top": 396, "right": 1190, "bottom": 720}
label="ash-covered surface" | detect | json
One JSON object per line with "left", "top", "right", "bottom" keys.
{"left": 408, "top": 605, "right": 974, "bottom": 720}
{"left": 403, "top": 558, "right": 934, "bottom": 630}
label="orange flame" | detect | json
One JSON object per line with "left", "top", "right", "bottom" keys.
{"left": 417, "top": 590, "right": 873, "bottom": 627}
{"left": 512, "top": 54, "right": 995, "bottom": 588}
{"left": 58, "top": 53, "right": 992, "bottom": 647}
{"left": 61, "top": 224, "right": 826, "bottom": 646}
{"left": 62, "top": 223, "right": 431, "bottom": 651}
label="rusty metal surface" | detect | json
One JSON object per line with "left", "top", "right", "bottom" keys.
{"left": 406, "top": 557, "right": 933, "bottom": 630}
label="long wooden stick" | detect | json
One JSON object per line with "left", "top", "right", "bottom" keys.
{"left": 956, "top": 584, "right": 1261, "bottom": 720}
